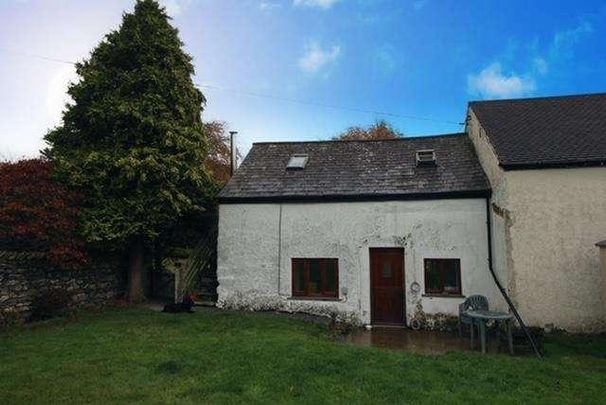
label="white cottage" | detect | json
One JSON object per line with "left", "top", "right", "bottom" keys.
{"left": 216, "top": 133, "right": 505, "bottom": 326}
{"left": 217, "top": 93, "right": 606, "bottom": 332}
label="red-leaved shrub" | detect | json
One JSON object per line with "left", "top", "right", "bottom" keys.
{"left": 0, "top": 159, "right": 88, "bottom": 269}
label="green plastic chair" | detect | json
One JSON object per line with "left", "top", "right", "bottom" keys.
{"left": 458, "top": 294, "right": 489, "bottom": 338}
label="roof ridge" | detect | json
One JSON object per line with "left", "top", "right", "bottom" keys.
{"left": 252, "top": 132, "right": 466, "bottom": 146}
{"left": 469, "top": 91, "right": 606, "bottom": 105}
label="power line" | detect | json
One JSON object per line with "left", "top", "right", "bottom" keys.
{"left": 0, "top": 47, "right": 76, "bottom": 65}
{"left": 198, "top": 83, "right": 463, "bottom": 125}
{"left": 0, "top": 47, "right": 464, "bottom": 126}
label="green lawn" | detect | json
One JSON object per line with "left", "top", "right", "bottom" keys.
{"left": 1, "top": 308, "right": 605, "bottom": 404}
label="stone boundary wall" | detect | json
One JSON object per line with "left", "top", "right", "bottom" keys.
{"left": 0, "top": 257, "right": 125, "bottom": 318}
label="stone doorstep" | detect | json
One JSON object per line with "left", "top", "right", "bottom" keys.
{"left": 194, "top": 300, "right": 217, "bottom": 307}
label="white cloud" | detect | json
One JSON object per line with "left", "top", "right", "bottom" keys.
{"left": 550, "top": 21, "right": 593, "bottom": 59}
{"left": 533, "top": 57, "right": 548, "bottom": 75}
{"left": 259, "top": 1, "right": 281, "bottom": 11}
{"left": 467, "top": 63, "right": 535, "bottom": 99}
{"left": 158, "top": 0, "right": 191, "bottom": 17}
{"left": 293, "top": 0, "right": 341, "bottom": 10}
{"left": 298, "top": 41, "right": 341, "bottom": 73}
{"left": 467, "top": 20, "right": 594, "bottom": 100}
{"left": 373, "top": 44, "right": 399, "bottom": 76}
{"left": 529, "top": 21, "right": 593, "bottom": 76}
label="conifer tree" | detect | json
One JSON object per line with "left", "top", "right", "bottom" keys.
{"left": 45, "top": 0, "right": 212, "bottom": 301}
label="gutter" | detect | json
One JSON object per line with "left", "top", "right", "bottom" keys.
{"left": 500, "top": 160, "right": 606, "bottom": 171}
{"left": 219, "top": 189, "right": 491, "bottom": 205}
{"left": 485, "top": 197, "right": 542, "bottom": 358}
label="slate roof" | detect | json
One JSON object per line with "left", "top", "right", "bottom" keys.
{"left": 470, "top": 93, "right": 606, "bottom": 169}
{"left": 219, "top": 133, "right": 490, "bottom": 202}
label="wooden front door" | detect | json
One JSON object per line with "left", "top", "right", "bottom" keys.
{"left": 370, "top": 248, "right": 405, "bottom": 325}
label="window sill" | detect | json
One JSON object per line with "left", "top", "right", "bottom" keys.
{"left": 422, "top": 293, "right": 465, "bottom": 299}
{"left": 288, "top": 296, "right": 341, "bottom": 302}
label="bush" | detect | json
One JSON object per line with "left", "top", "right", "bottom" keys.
{"left": 30, "top": 288, "right": 74, "bottom": 321}
{"left": 0, "top": 159, "right": 88, "bottom": 269}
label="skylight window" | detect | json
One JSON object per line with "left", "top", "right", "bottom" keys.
{"left": 287, "top": 154, "right": 309, "bottom": 170}
{"left": 416, "top": 149, "right": 436, "bottom": 166}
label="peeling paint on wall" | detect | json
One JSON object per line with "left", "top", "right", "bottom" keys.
{"left": 218, "top": 200, "right": 503, "bottom": 326}
{"left": 217, "top": 291, "right": 362, "bottom": 325}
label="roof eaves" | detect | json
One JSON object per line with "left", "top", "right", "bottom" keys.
{"left": 218, "top": 189, "right": 492, "bottom": 204}
{"left": 500, "top": 159, "right": 606, "bottom": 171}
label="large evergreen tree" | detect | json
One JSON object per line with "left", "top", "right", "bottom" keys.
{"left": 44, "top": 0, "right": 212, "bottom": 301}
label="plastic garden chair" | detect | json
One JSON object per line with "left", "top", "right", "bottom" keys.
{"left": 458, "top": 294, "right": 489, "bottom": 339}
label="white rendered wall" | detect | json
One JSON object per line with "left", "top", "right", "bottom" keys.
{"left": 217, "top": 199, "right": 505, "bottom": 325}
{"left": 468, "top": 110, "right": 606, "bottom": 332}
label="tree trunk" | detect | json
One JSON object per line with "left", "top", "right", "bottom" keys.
{"left": 128, "top": 236, "right": 145, "bottom": 302}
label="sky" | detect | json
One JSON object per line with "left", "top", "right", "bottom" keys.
{"left": 1, "top": 0, "right": 605, "bottom": 159}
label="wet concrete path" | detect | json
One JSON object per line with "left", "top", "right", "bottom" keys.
{"left": 142, "top": 303, "right": 503, "bottom": 355}
{"left": 344, "top": 328, "right": 501, "bottom": 355}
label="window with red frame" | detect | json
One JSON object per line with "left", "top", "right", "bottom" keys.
{"left": 291, "top": 258, "right": 338, "bottom": 299}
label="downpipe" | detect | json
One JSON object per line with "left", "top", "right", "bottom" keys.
{"left": 485, "top": 197, "right": 542, "bottom": 358}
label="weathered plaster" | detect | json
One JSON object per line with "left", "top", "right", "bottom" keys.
{"left": 468, "top": 109, "right": 606, "bottom": 332}
{"left": 466, "top": 110, "right": 508, "bottom": 203}
{"left": 505, "top": 168, "right": 606, "bottom": 332}
{"left": 467, "top": 110, "right": 511, "bottom": 300}
{"left": 217, "top": 199, "right": 504, "bottom": 326}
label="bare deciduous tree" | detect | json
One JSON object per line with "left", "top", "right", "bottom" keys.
{"left": 204, "top": 121, "right": 240, "bottom": 185}
{"left": 334, "top": 120, "right": 403, "bottom": 140}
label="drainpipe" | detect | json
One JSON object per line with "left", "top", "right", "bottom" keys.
{"left": 596, "top": 240, "right": 606, "bottom": 309}
{"left": 485, "top": 197, "right": 542, "bottom": 358}
{"left": 277, "top": 203, "right": 283, "bottom": 295}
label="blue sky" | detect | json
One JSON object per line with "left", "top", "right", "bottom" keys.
{"left": 1, "top": 0, "right": 605, "bottom": 158}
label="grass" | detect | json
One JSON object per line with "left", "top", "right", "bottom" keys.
{"left": 1, "top": 308, "right": 605, "bottom": 404}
